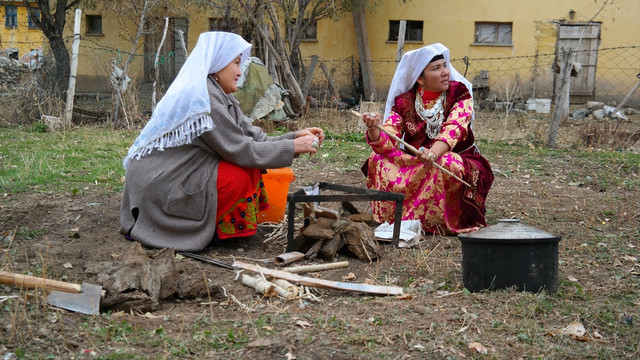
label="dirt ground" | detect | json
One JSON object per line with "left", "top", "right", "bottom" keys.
{"left": 1, "top": 110, "right": 639, "bottom": 359}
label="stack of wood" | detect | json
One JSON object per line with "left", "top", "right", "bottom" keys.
{"left": 290, "top": 202, "right": 382, "bottom": 262}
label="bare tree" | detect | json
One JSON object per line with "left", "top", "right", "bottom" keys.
{"left": 199, "top": 0, "right": 378, "bottom": 116}
{"left": 23, "top": 0, "right": 89, "bottom": 97}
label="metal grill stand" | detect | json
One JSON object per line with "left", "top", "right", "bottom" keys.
{"left": 286, "top": 182, "right": 404, "bottom": 251}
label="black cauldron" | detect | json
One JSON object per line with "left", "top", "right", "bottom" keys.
{"left": 458, "top": 219, "right": 562, "bottom": 292}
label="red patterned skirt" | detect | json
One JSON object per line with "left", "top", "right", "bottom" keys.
{"left": 216, "top": 160, "right": 269, "bottom": 239}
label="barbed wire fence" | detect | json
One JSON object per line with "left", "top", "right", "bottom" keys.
{"left": 302, "top": 46, "right": 640, "bottom": 149}
{"left": 2, "top": 36, "right": 639, "bottom": 148}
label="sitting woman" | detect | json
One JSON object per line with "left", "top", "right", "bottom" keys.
{"left": 361, "top": 43, "right": 493, "bottom": 235}
{"left": 120, "top": 31, "right": 324, "bottom": 251}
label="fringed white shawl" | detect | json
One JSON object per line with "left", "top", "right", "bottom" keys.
{"left": 123, "top": 31, "right": 252, "bottom": 169}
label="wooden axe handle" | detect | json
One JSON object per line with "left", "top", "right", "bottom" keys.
{"left": 0, "top": 270, "right": 82, "bottom": 293}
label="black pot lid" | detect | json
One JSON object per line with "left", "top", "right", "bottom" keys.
{"left": 458, "top": 219, "right": 560, "bottom": 242}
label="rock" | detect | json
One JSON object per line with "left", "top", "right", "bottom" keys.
{"left": 571, "top": 108, "right": 591, "bottom": 120}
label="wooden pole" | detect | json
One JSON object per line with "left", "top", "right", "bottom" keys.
{"left": 611, "top": 74, "right": 640, "bottom": 116}
{"left": 320, "top": 62, "right": 340, "bottom": 99}
{"left": 351, "top": 110, "right": 472, "bottom": 187}
{"left": 64, "top": 8, "right": 81, "bottom": 128}
{"left": 233, "top": 261, "right": 403, "bottom": 296}
{"left": 283, "top": 261, "right": 350, "bottom": 274}
{"left": 301, "top": 55, "right": 319, "bottom": 97}
{"left": 395, "top": 20, "right": 406, "bottom": 65}
{"left": 152, "top": 17, "right": 169, "bottom": 112}
{"left": 352, "top": 3, "right": 376, "bottom": 100}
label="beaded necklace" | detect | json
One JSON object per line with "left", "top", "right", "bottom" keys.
{"left": 415, "top": 89, "right": 445, "bottom": 139}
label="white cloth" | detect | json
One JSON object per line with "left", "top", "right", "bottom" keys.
{"left": 374, "top": 220, "right": 424, "bottom": 248}
{"left": 383, "top": 43, "right": 473, "bottom": 122}
{"left": 123, "top": 31, "right": 252, "bottom": 169}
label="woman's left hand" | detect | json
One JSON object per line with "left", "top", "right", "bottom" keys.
{"left": 418, "top": 147, "right": 437, "bottom": 165}
{"left": 296, "top": 127, "right": 325, "bottom": 146}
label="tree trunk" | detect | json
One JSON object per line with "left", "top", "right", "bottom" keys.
{"left": 236, "top": 0, "right": 304, "bottom": 115}
{"left": 49, "top": 36, "right": 71, "bottom": 96}
{"left": 549, "top": 48, "right": 572, "bottom": 149}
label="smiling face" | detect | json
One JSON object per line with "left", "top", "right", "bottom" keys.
{"left": 214, "top": 55, "right": 242, "bottom": 94}
{"left": 416, "top": 59, "right": 450, "bottom": 93}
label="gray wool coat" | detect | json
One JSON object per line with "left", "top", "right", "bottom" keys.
{"left": 120, "top": 78, "right": 296, "bottom": 251}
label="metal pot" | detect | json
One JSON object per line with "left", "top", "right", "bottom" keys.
{"left": 458, "top": 219, "right": 562, "bottom": 292}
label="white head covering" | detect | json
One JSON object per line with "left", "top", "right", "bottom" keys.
{"left": 123, "top": 31, "right": 252, "bottom": 169}
{"left": 383, "top": 43, "right": 473, "bottom": 121}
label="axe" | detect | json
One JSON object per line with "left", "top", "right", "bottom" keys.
{"left": 0, "top": 270, "right": 103, "bottom": 315}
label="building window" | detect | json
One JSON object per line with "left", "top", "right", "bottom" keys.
{"left": 287, "top": 19, "right": 317, "bottom": 41}
{"left": 474, "top": 22, "right": 512, "bottom": 45}
{"left": 5, "top": 5, "right": 18, "bottom": 28}
{"left": 388, "top": 20, "right": 423, "bottom": 42}
{"left": 28, "top": 8, "right": 40, "bottom": 29}
{"left": 209, "top": 17, "right": 241, "bottom": 32}
{"left": 86, "top": 15, "right": 102, "bottom": 35}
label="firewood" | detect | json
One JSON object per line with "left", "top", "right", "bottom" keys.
{"left": 302, "top": 223, "right": 335, "bottom": 241}
{"left": 234, "top": 261, "right": 403, "bottom": 296}
{"left": 305, "top": 239, "right": 324, "bottom": 260}
{"left": 341, "top": 222, "right": 381, "bottom": 262}
{"left": 318, "top": 234, "right": 344, "bottom": 261}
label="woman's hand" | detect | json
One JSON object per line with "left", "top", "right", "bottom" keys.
{"left": 296, "top": 127, "right": 325, "bottom": 146}
{"left": 418, "top": 141, "right": 449, "bottom": 165}
{"left": 293, "top": 133, "right": 320, "bottom": 155}
{"left": 418, "top": 147, "right": 437, "bottom": 165}
{"left": 362, "top": 112, "right": 381, "bottom": 141}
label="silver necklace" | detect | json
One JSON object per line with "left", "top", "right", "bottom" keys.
{"left": 415, "top": 91, "right": 445, "bottom": 138}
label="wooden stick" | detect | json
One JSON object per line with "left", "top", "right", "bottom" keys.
{"left": 233, "top": 261, "right": 403, "bottom": 296}
{"left": 0, "top": 270, "right": 82, "bottom": 293}
{"left": 351, "top": 110, "right": 472, "bottom": 188}
{"left": 283, "top": 261, "right": 350, "bottom": 274}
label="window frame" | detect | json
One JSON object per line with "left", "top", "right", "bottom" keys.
{"left": 5, "top": 5, "right": 18, "bottom": 29}
{"left": 287, "top": 19, "right": 317, "bottom": 42}
{"left": 209, "top": 17, "right": 241, "bottom": 32}
{"left": 473, "top": 22, "right": 513, "bottom": 46}
{"left": 85, "top": 14, "right": 103, "bottom": 35}
{"left": 388, "top": 20, "right": 424, "bottom": 42}
{"left": 27, "top": 7, "right": 40, "bottom": 29}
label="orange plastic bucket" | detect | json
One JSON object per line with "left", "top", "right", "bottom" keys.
{"left": 258, "top": 167, "right": 295, "bottom": 223}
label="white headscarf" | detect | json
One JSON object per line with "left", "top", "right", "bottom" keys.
{"left": 383, "top": 43, "right": 473, "bottom": 121}
{"left": 123, "top": 31, "right": 252, "bottom": 169}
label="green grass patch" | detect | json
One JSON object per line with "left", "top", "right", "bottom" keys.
{"left": 0, "top": 126, "right": 135, "bottom": 194}
{"left": 1, "top": 126, "right": 638, "bottom": 195}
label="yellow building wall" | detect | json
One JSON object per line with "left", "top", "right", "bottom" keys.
{"left": 300, "top": 0, "right": 639, "bottom": 101}
{"left": 0, "top": 1, "right": 47, "bottom": 57}
{"left": 47, "top": 0, "right": 638, "bottom": 99}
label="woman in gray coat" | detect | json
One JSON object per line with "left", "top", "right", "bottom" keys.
{"left": 120, "top": 31, "right": 323, "bottom": 251}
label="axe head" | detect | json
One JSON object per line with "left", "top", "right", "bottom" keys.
{"left": 46, "top": 282, "right": 102, "bottom": 315}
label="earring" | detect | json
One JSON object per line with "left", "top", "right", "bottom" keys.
{"left": 214, "top": 74, "right": 219, "bottom": 81}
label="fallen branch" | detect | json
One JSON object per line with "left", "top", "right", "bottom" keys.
{"left": 240, "top": 274, "right": 277, "bottom": 297}
{"left": 283, "top": 261, "right": 350, "bottom": 274}
{"left": 234, "top": 261, "right": 402, "bottom": 296}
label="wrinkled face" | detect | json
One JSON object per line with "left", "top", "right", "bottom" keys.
{"left": 416, "top": 59, "right": 450, "bottom": 93}
{"left": 215, "top": 55, "right": 242, "bottom": 94}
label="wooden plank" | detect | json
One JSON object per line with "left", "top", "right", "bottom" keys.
{"left": 233, "top": 261, "right": 403, "bottom": 296}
